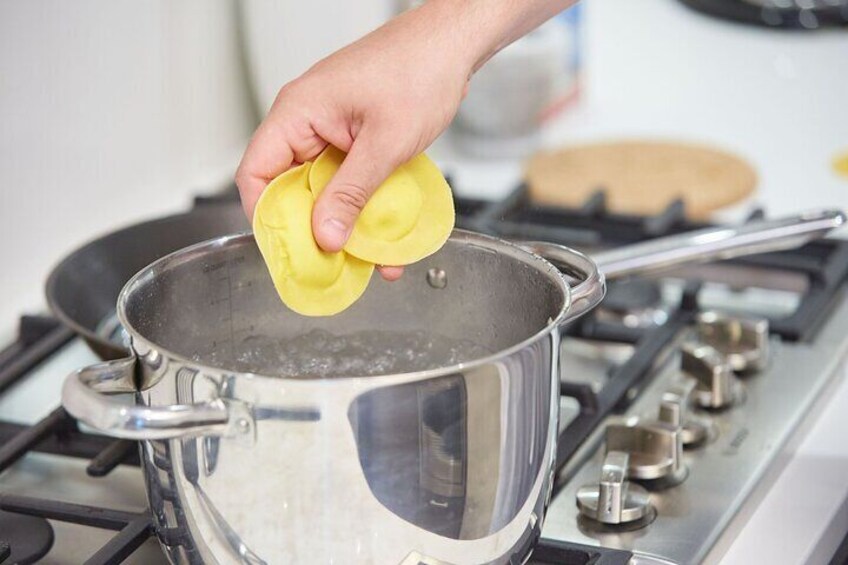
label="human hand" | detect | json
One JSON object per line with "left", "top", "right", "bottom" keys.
{"left": 236, "top": 3, "right": 475, "bottom": 280}
{"left": 235, "top": 0, "right": 574, "bottom": 281}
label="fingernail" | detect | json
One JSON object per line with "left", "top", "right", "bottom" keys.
{"left": 320, "top": 218, "right": 351, "bottom": 249}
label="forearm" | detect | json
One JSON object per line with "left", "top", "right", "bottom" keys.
{"left": 422, "top": 0, "right": 577, "bottom": 73}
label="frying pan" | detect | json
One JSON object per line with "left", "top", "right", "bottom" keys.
{"left": 45, "top": 203, "right": 249, "bottom": 360}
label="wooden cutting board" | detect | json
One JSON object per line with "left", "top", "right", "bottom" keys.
{"left": 524, "top": 141, "right": 757, "bottom": 219}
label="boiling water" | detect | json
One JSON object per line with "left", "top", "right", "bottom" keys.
{"left": 198, "top": 329, "right": 493, "bottom": 378}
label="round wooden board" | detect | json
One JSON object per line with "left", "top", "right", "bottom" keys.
{"left": 524, "top": 141, "right": 757, "bottom": 219}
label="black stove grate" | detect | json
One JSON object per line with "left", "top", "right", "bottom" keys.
{"left": 0, "top": 494, "right": 153, "bottom": 565}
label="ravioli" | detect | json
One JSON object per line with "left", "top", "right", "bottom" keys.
{"left": 309, "top": 146, "right": 455, "bottom": 266}
{"left": 253, "top": 162, "right": 374, "bottom": 316}
{"left": 254, "top": 148, "right": 455, "bottom": 316}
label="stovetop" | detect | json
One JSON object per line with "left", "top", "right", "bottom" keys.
{"left": 2, "top": 186, "right": 848, "bottom": 564}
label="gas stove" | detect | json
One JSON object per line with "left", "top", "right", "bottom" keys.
{"left": 1, "top": 187, "right": 848, "bottom": 564}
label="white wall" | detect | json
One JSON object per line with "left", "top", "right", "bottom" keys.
{"left": 239, "top": 0, "right": 395, "bottom": 113}
{"left": 0, "top": 0, "right": 256, "bottom": 332}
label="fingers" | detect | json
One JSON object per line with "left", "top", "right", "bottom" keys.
{"left": 236, "top": 103, "right": 333, "bottom": 220}
{"left": 311, "top": 131, "right": 407, "bottom": 253}
{"left": 235, "top": 120, "right": 296, "bottom": 219}
{"left": 377, "top": 265, "right": 404, "bottom": 281}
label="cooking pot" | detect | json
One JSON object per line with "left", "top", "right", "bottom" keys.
{"left": 62, "top": 210, "right": 843, "bottom": 564}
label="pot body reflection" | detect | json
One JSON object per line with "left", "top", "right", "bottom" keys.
{"left": 137, "top": 331, "right": 559, "bottom": 564}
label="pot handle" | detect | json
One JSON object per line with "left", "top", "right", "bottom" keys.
{"left": 62, "top": 356, "right": 252, "bottom": 440}
{"left": 592, "top": 209, "right": 846, "bottom": 280}
{"left": 520, "top": 242, "right": 607, "bottom": 324}
{"left": 522, "top": 209, "right": 846, "bottom": 325}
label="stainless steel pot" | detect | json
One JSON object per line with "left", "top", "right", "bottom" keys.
{"left": 62, "top": 210, "right": 844, "bottom": 565}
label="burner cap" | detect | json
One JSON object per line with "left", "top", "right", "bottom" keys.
{"left": 0, "top": 510, "right": 54, "bottom": 564}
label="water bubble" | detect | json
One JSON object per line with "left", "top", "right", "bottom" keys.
{"left": 193, "top": 328, "right": 492, "bottom": 378}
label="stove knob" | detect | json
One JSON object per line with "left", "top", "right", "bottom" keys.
{"left": 576, "top": 451, "right": 653, "bottom": 526}
{"left": 681, "top": 342, "right": 743, "bottom": 410}
{"left": 658, "top": 381, "right": 710, "bottom": 448}
{"left": 605, "top": 421, "right": 687, "bottom": 483}
{"left": 697, "top": 311, "right": 769, "bottom": 372}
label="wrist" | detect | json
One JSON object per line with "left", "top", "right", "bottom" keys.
{"left": 419, "top": 0, "right": 503, "bottom": 75}
{"left": 420, "top": 0, "right": 576, "bottom": 75}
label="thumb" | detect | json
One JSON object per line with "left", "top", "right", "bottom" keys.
{"left": 311, "top": 135, "right": 404, "bottom": 252}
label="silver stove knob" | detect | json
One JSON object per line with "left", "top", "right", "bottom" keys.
{"left": 681, "top": 342, "right": 743, "bottom": 410}
{"left": 658, "top": 381, "right": 710, "bottom": 447}
{"left": 576, "top": 451, "right": 653, "bottom": 525}
{"left": 606, "top": 421, "right": 687, "bottom": 483}
{"left": 697, "top": 311, "right": 769, "bottom": 372}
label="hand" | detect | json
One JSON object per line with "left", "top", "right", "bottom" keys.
{"left": 235, "top": 0, "right": 575, "bottom": 281}
{"left": 236, "top": 3, "right": 474, "bottom": 280}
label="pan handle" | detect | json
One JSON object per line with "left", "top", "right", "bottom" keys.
{"left": 62, "top": 357, "right": 253, "bottom": 440}
{"left": 593, "top": 209, "right": 846, "bottom": 280}
{"left": 524, "top": 209, "right": 846, "bottom": 325}
{"left": 520, "top": 242, "right": 607, "bottom": 324}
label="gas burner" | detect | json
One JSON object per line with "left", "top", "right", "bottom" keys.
{"left": 678, "top": 0, "right": 848, "bottom": 29}
{"left": 0, "top": 510, "right": 54, "bottom": 564}
{"left": 596, "top": 279, "right": 669, "bottom": 329}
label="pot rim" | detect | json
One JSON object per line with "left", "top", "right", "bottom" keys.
{"left": 117, "top": 229, "right": 576, "bottom": 382}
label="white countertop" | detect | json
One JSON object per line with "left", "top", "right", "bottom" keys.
{"left": 714, "top": 370, "right": 848, "bottom": 564}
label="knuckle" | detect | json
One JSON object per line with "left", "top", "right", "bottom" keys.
{"left": 331, "top": 184, "right": 370, "bottom": 212}
{"left": 274, "top": 81, "right": 298, "bottom": 103}
{"left": 234, "top": 166, "right": 249, "bottom": 190}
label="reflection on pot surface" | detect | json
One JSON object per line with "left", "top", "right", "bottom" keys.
{"left": 351, "top": 359, "right": 555, "bottom": 545}
{"left": 135, "top": 341, "right": 558, "bottom": 564}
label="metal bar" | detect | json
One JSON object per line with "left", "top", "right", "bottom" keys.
{"left": 0, "top": 316, "right": 60, "bottom": 369}
{"left": 475, "top": 183, "right": 530, "bottom": 227}
{"left": 0, "top": 407, "right": 71, "bottom": 473}
{"left": 567, "top": 318, "right": 645, "bottom": 344}
{"left": 559, "top": 382, "right": 599, "bottom": 413}
{"left": 0, "top": 420, "right": 140, "bottom": 465}
{"left": 643, "top": 199, "right": 685, "bottom": 236}
{"left": 578, "top": 190, "right": 607, "bottom": 216}
{"left": 0, "top": 324, "right": 75, "bottom": 395}
{"left": 594, "top": 210, "right": 845, "bottom": 280}
{"left": 0, "top": 494, "right": 142, "bottom": 531}
{"left": 497, "top": 220, "right": 601, "bottom": 247}
{"left": 87, "top": 439, "right": 139, "bottom": 477}
{"left": 0, "top": 342, "right": 24, "bottom": 375}
{"left": 84, "top": 516, "right": 154, "bottom": 565}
